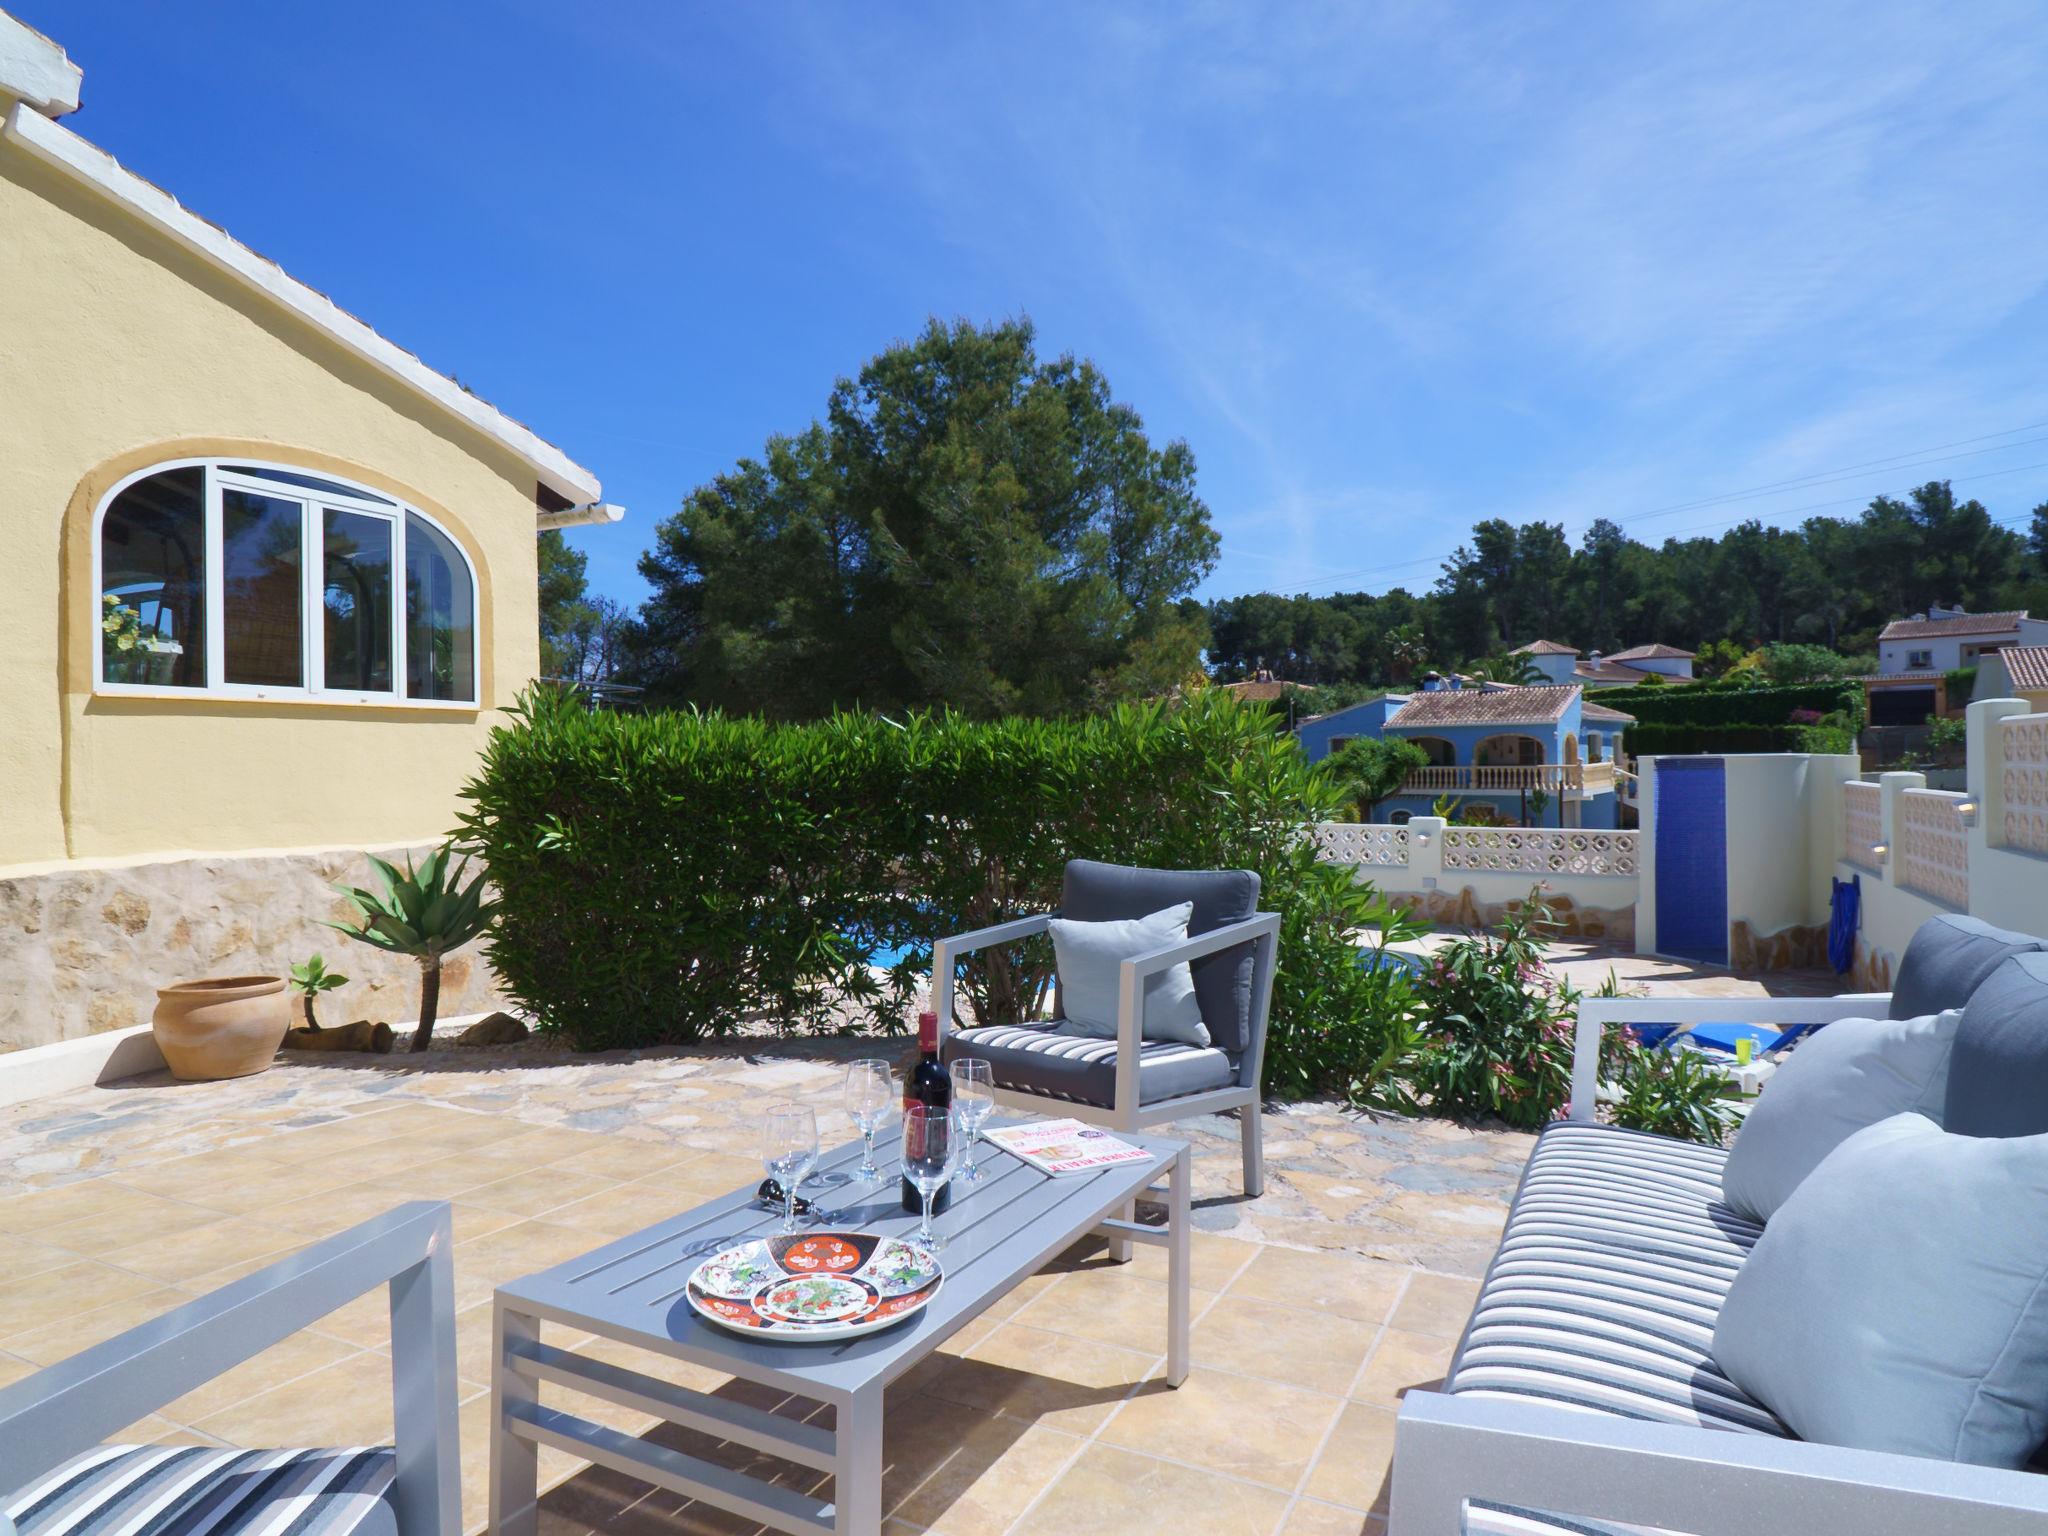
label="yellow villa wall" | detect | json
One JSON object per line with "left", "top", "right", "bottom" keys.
{"left": 0, "top": 139, "right": 545, "bottom": 871}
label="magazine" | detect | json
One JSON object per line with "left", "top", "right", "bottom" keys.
{"left": 983, "top": 1118, "right": 1151, "bottom": 1176}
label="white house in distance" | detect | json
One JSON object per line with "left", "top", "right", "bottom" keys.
{"left": 1511, "top": 640, "right": 1696, "bottom": 688}
{"left": 1876, "top": 606, "right": 2048, "bottom": 675}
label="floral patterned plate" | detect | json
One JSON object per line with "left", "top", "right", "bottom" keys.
{"left": 685, "top": 1231, "right": 944, "bottom": 1341}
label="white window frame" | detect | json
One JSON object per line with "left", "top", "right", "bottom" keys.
{"left": 92, "top": 457, "right": 481, "bottom": 709}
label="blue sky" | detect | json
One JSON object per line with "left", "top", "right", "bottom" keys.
{"left": 25, "top": 2, "right": 2048, "bottom": 609}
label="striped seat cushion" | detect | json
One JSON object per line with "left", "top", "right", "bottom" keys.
{"left": 944, "top": 1022, "right": 1237, "bottom": 1108}
{"left": 6, "top": 1445, "right": 395, "bottom": 1536}
{"left": 1447, "top": 1120, "right": 1789, "bottom": 1439}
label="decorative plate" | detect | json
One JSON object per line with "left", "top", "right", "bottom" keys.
{"left": 686, "top": 1231, "right": 943, "bottom": 1341}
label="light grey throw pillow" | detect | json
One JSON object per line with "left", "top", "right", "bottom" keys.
{"left": 1719, "top": 1009, "right": 1960, "bottom": 1224}
{"left": 1713, "top": 1112, "right": 2048, "bottom": 1466}
{"left": 1049, "top": 901, "right": 1209, "bottom": 1047}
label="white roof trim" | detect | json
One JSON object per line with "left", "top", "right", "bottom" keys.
{"left": 0, "top": 12, "right": 80, "bottom": 117}
{"left": 2, "top": 101, "right": 600, "bottom": 506}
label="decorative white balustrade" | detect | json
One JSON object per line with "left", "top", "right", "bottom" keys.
{"left": 1439, "top": 827, "right": 1639, "bottom": 878}
{"left": 2002, "top": 713, "right": 2048, "bottom": 857}
{"left": 1398, "top": 762, "right": 1615, "bottom": 796}
{"left": 1841, "top": 781, "right": 1882, "bottom": 869}
{"left": 1897, "top": 789, "right": 1971, "bottom": 908}
{"left": 1313, "top": 821, "right": 1641, "bottom": 880}
{"left": 1313, "top": 822, "right": 1409, "bottom": 867}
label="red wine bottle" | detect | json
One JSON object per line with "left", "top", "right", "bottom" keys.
{"left": 901, "top": 1009, "right": 952, "bottom": 1214}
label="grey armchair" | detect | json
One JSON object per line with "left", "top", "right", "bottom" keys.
{"left": 933, "top": 859, "right": 1280, "bottom": 1200}
{"left": 0, "top": 1202, "right": 460, "bottom": 1536}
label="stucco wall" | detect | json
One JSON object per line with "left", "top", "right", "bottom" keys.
{"left": 0, "top": 140, "right": 543, "bottom": 871}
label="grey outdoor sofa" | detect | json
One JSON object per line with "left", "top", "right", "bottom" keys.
{"left": 933, "top": 859, "right": 1280, "bottom": 1198}
{"left": 0, "top": 1202, "right": 459, "bottom": 1536}
{"left": 1389, "top": 914, "right": 2048, "bottom": 1536}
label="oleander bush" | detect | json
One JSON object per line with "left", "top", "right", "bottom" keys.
{"left": 1409, "top": 898, "right": 1578, "bottom": 1130}
{"left": 459, "top": 686, "right": 1422, "bottom": 1104}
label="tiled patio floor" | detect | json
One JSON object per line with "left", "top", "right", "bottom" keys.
{"left": 0, "top": 948, "right": 1835, "bottom": 1535}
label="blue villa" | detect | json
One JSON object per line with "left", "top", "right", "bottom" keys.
{"left": 1297, "top": 679, "right": 1634, "bottom": 828}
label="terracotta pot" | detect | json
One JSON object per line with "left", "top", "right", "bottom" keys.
{"left": 152, "top": 975, "right": 291, "bottom": 1081}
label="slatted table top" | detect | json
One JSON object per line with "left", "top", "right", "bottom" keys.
{"left": 495, "top": 1118, "right": 1186, "bottom": 1402}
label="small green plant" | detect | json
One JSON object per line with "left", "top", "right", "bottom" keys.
{"left": 1410, "top": 893, "right": 1579, "bottom": 1129}
{"left": 1525, "top": 787, "right": 1551, "bottom": 827}
{"left": 327, "top": 845, "right": 493, "bottom": 1051}
{"left": 1605, "top": 1033, "right": 1742, "bottom": 1146}
{"left": 1925, "top": 715, "right": 1967, "bottom": 758}
{"left": 286, "top": 954, "right": 348, "bottom": 1029}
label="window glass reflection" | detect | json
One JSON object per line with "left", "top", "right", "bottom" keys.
{"left": 99, "top": 468, "right": 206, "bottom": 688}
{"left": 223, "top": 489, "right": 304, "bottom": 687}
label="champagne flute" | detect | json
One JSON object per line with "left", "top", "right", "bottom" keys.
{"left": 949, "top": 1058, "right": 995, "bottom": 1184}
{"left": 901, "top": 1105, "right": 960, "bottom": 1248}
{"left": 761, "top": 1104, "right": 818, "bottom": 1235}
{"left": 844, "top": 1058, "right": 894, "bottom": 1179}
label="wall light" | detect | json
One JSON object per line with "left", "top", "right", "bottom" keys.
{"left": 1870, "top": 841, "right": 1890, "bottom": 862}
{"left": 1958, "top": 801, "right": 1980, "bottom": 827}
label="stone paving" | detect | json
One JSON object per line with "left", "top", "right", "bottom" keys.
{"left": 0, "top": 944, "right": 1838, "bottom": 1536}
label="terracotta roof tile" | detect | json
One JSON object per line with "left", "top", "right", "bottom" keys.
{"left": 1573, "top": 659, "right": 1654, "bottom": 684}
{"left": 1511, "top": 639, "right": 1579, "bottom": 656}
{"left": 1999, "top": 646, "right": 2048, "bottom": 692}
{"left": 1580, "top": 701, "right": 1637, "bottom": 723}
{"left": 1606, "top": 643, "right": 1695, "bottom": 661}
{"left": 1216, "top": 678, "right": 1313, "bottom": 703}
{"left": 1879, "top": 610, "right": 2029, "bottom": 641}
{"left": 1386, "top": 685, "right": 1578, "bottom": 728}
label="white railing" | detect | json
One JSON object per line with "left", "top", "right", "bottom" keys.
{"left": 1841, "top": 780, "right": 1882, "bottom": 869}
{"left": 1313, "top": 822, "right": 1410, "bottom": 867}
{"left": 1897, "top": 789, "right": 1970, "bottom": 908}
{"left": 2001, "top": 712, "right": 2048, "bottom": 856}
{"left": 1439, "top": 827, "right": 1639, "bottom": 878}
{"left": 1398, "top": 762, "right": 1616, "bottom": 796}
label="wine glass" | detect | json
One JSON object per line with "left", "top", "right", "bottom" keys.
{"left": 844, "top": 1058, "right": 894, "bottom": 1179}
{"left": 901, "top": 1105, "right": 961, "bottom": 1248}
{"left": 949, "top": 1058, "right": 995, "bottom": 1184}
{"left": 761, "top": 1103, "right": 818, "bottom": 1235}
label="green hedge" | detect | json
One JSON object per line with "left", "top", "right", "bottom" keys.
{"left": 1945, "top": 666, "right": 1977, "bottom": 709}
{"left": 457, "top": 687, "right": 1422, "bottom": 1103}
{"left": 1622, "top": 721, "right": 1856, "bottom": 756}
{"left": 1603, "top": 681, "right": 1862, "bottom": 727}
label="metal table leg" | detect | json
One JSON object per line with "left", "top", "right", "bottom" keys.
{"left": 1167, "top": 1143, "right": 1191, "bottom": 1387}
{"left": 490, "top": 1304, "right": 541, "bottom": 1536}
{"left": 833, "top": 1391, "right": 884, "bottom": 1536}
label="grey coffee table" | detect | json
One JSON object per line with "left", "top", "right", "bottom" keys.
{"left": 489, "top": 1119, "right": 1192, "bottom": 1536}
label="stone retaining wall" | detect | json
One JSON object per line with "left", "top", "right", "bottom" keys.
{"left": 0, "top": 844, "right": 507, "bottom": 1052}
{"left": 1388, "top": 885, "right": 1636, "bottom": 947}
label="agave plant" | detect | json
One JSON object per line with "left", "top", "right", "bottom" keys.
{"left": 327, "top": 845, "right": 493, "bottom": 1052}
{"left": 286, "top": 953, "right": 348, "bottom": 1029}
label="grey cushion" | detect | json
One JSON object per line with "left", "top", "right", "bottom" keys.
{"left": 6, "top": 1445, "right": 395, "bottom": 1536}
{"left": 1061, "top": 860, "right": 1260, "bottom": 1053}
{"left": 1048, "top": 902, "right": 1208, "bottom": 1046}
{"left": 1946, "top": 952, "right": 2048, "bottom": 1137}
{"left": 1718, "top": 1010, "right": 1961, "bottom": 1224}
{"left": 1449, "top": 1121, "right": 1786, "bottom": 1437}
{"left": 943, "top": 1022, "right": 1236, "bottom": 1107}
{"left": 1889, "top": 913, "right": 2046, "bottom": 1020}
{"left": 1713, "top": 1112, "right": 2048, "bottom": 1467}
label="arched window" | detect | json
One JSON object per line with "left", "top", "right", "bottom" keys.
{"left": 96, "top": 461, "right": 478, "bottom": 704}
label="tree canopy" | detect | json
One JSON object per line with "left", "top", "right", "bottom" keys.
{"left": 626, "top": 317, "right": 1218, "bottom": 717}
{"left": 1205, "top": 483, "right": 2048, "bottom": 687}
